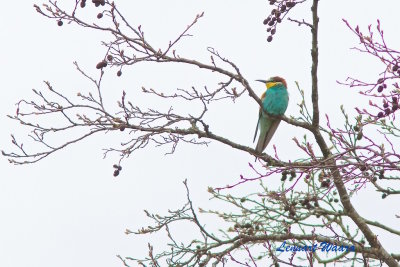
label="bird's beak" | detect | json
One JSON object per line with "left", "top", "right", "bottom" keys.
{"left": 256, "top": 79, "right": 268, "bottom": 84}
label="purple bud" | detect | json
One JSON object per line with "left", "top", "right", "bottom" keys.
{"left": 286, "top": 2, "right": 296, "bottom": 7}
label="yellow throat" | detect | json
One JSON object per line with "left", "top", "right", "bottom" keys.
{"left": 266, "top": 81, "right": 279, "bottom": 89}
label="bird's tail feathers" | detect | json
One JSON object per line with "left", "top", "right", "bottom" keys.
{"left": 255, "top": 119, "right": 281, "bottom": 153}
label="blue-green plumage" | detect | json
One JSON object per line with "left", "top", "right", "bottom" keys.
{"left": 263, "top": 84, "right": 289, "bottom": 115}
{"left": 254, "top": 77, "right": 289, "bottom": 153}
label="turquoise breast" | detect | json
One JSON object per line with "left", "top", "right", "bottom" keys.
{"left": 262, "top": 85, "right": 289, "bottom": 116}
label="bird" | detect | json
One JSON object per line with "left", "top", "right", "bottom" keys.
{"left": 253, "top": 76, "right": 289, "bottom": 154}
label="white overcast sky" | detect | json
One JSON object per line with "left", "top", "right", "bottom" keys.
{"left": 1, "top": 1, "right": 400, "bottom": 267}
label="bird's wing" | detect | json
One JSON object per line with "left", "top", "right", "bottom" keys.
{"left": 253, "top": 92, "right": 266, "bottom": 143}
{"left": 253, "top": 109, "right": 261, "bottom": 143}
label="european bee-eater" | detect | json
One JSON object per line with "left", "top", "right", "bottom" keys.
{"left": 253, "top": 76, "right": 289, "bottom": 153}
